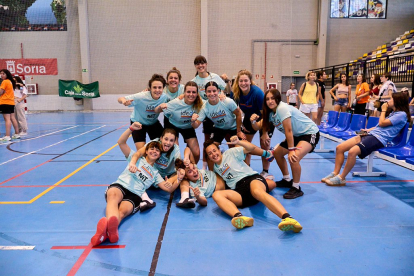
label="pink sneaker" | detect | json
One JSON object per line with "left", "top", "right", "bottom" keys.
{"left": 107, "top": 216, "right": 119, "bottom": 243}
{"left": 91, "top": 217, "right": 108, "bottom": 246}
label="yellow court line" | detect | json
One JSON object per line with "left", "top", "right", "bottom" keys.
{"left": 50, "top": 201, "right": 65, "bottom": 204}
{"left": 0, "top": 143, "right": 118, "bottom": 205}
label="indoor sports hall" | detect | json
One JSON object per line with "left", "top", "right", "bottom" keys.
{"left": 1, "top": 1, "right": 414, "bottom": 276}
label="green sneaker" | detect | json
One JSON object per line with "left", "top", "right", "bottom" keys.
{"left": 321, "top": 172, "right": 336, "bottom": 183}
{"left": 231, "top": 216, "right": 254, "bottom": 229}
{"left": 278, "top": 217, "right": 302, "bottom": 233}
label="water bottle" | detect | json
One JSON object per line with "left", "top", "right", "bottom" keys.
{"left": 321, "top": 113, "right": 328, "bottom": 127}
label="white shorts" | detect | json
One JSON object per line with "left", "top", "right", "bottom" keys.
{"left": 299, "top": 103, "right": 318, "bottom": 113}
{"left": 367, "top": 101, "right": 374, "bottom": 111}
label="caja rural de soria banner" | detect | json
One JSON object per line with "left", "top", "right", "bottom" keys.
{"left": 59, "top": 80, "right": 100, "bottom": 98}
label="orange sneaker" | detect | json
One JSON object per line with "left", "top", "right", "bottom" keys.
{"left": 107, "top": 216, "right": 119, "bottom": 243}
{"left": 91, "top": 217, "right": 108, "bottom": 246}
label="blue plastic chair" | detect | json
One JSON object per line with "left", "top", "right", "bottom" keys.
{"left": 320, "top": 112, "right": 351, "bottom": 134}
{"left": 406, "top": 158, "right": 414, "bottom": 165}
{"left": 378, "top": 124, "right": 414, "bottom": 159}
{"left": 331, "top": 114, "right": 366, "bottom": 139}
{"left": 386, "top": 122, "right": 409, "bottom": 148}
{"left": 318, "top": 111, "right": 338, "bottom": 130}
{"left": 340, "top": 116, "right": 379, "bottom": 140}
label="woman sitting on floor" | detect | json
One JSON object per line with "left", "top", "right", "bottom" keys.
{"left": 204, "top": 137, "right": 302, "bottom": 232}
{"left": 322, "top": 92, "right": 411, "bottom": 186}
{"left": 90, "top": 123, "right": 180, "bottom": 246}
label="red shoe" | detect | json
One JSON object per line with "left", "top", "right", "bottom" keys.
{"left": 107, "top": 216, "right": 119, "bottom": 243}
{"left": 90, "top": 217, "right": 108, "bottom": 246}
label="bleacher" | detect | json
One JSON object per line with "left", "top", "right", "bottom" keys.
{"left": 312, "top": 28, "right": 414, "bottom": 88}
{"left": 316, "top": 111, "right": 414, "bottom": 176}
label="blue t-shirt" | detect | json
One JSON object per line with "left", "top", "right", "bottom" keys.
{"left": 164, "top": 84, "right": 184, "bottom": 103}
{"left": 198, "top": 98, "right": 238, "bottom": 130}
{"left": 230, "top": 85, "right": 264, "bottom": 120}
{"left": 145, "top": 138, "right": 181, "bottom": 179}
{"left": 125, "top": 91, "right": 167, "bottom": 125}
{"left": 164, "top": 98, "right": 197, "bottom": 129}
{"left": 213, "top": 147, "right": 256, "bottom": 190}
{"left": 191, "top": 72, "right": 226, "bottom": 100}
{"left": 369, "top": 111, "right": 408, "bottom": 146}
{"left": 114, "top": 150, "right": 164, "bottom": 197}
{"left": 270, "top": 101, "right": 319, "bottom": 136}
{"left": 189, "top": 169, "right": 217, "bottom": 198}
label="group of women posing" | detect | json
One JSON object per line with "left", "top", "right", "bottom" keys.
{"left": 91, "top": 58, "right": 411, "bottom": 246}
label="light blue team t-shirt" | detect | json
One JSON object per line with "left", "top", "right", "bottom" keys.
{"left": 213, "top": 147, "right": 256, "bottom": 190}
{"left": 189, "top": 169, "right": 217, "bottom": 198}
{"left": 125, "top": 91, "right": 167, "bottom": 125}
{"left": 270, "top": 101, "right": 319, "bottom": 136}
{"left": 197, "top": 98, "right": 238, "bottom": 130}
{"left": 114, "top": 150, "right": 164, "bottom": 197}
{"left": 145, "top": 138, "right": 181, "bottom": 179}
{"left": 163, "top": 98, "right": 197, "bottom": 129}
{"left": 369, "top": 111, "right": 407, "bottom": 146}
{"left": 164, "top": 84, "right": 184, "bottom": 103}
{"left": 191, "top": 72, "right": 226, "bottom": 100}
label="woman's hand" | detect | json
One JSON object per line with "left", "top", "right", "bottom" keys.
{"left": 237, "top": 131, "right": 246, "bottom": 140}
{"left": 159, "top": 103, "right": 167, "bottom": 110}
{"left": 128, "top": 163, "right": 138, "bottom": 173}
{"left": 288, "top": 150, "right": 298, "bottom": 163}
{"left": 177, "top": 168, "right": 185, "bottom": 183}
{"left": 189, "top": 186, "right": 201, "bottom": 198}
{"left": 130, "top": 122, "right": 142, "bottom": 130}
{"left": 227, "top": 135, "right": 241, "bottom": 145}
{"left": 250, "top": 114, "right": 260, "bottom": 123}
{"left": 191, "top": 113, "right": 199, "bottom": 122}
{"left": 123, "top": 99, "right": 133, "bottom": 106}
{"left": 381, "top": 102, "right": 388, "bottom": 112}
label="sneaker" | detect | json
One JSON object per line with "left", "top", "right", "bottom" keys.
{"left": 283, "top": 186, "right": 304, "bottom": 199}
{"left": 12, "top": 134, "right": 20, "bottom": 139}
{"left": 278, "top": 217, "right": 302, "bottom": 233}
{"left": 321, "top": 172, "right": 337, "bottom": 183}
{"left": 107, "top": 216, "right": 119, "bottom": 243}
{"left": 266, "top": 147, "right": 275, "bottom": 162}
{"left": 176, "top": 198, "right": 196, "bottom": 209}
{"left": 276, "top": 178, "right": 293, "bottom": 188}
{"left": 140, "top": 200, "right": 156, "bottom": 212}
{"left": 19, "top": 132, "right": 27, "bottom": 136}
{"left": 0, "top": 136, "right": 11, "bottom": 142}
{"left": 231, "top": 216, "right": 254, "bottom": 229}
{"left": 260, "top": 171, "right": 274, "bottom": 180}
{"left": 325, "top": 175, "right": 346, "bottom": 186}
{"left": 91, "top": 217, "right": 108, "bottom": 246}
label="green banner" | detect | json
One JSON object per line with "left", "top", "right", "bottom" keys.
{"left": 58, "top": 80, "right": 100, "bottom": 98}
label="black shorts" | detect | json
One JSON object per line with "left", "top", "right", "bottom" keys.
{"left": 164, "top": 118, "right": 197, "bottom": 140}
{"left": 242, "top": 116, "right": 275, "bottom": 139}
{"left": 105, "top": 183, "right": 141, "bottom": 214}
{"left": 289, "top": 102, "right": 297, "bottom": 106}
{"left": 130, "top": 120, "right": 164, "bottom": 143}
{"left": 279, "top": 132, "right": 320, "bottom": 153}
{"left": 202, "top": 118, "right": 214, "bottom": 134}
{"left": 212, "top": 127, "right": 237, "bottom": 143}
{"left": 0, "top": 104, "right": 15, "bottom": 114}
{"left": 357, "top": 135, "right": 384, "bottom": 159}
{"left": 234, "top": 174, "right": 269, "bottom": 208}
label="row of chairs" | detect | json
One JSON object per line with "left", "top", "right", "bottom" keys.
{"left": 319, "top": 111, "right": 414, "bottom": 165}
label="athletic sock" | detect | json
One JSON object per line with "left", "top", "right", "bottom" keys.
{"left": 263, "top": 169, "right": 269, "bottom": 173}
{"left": 282, "top": 213, "right": 292, "bottom": 219}
{"left": 233, "top": 212, "right": 242, "bottom": 218}
{"left": 179, "top": 192, "right": 190, "bottom": 203}
{"left": 292, "top": 182, "right": 300, "bottom": 189}
{"left": 140, "top": 192, "right": 153, "bottom": 208}
{"left": 283, "top": 175, "right": 292, "bottom": 181}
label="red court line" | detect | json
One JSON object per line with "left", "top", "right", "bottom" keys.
{"left": 51, "top": 245, "right": 126, "bottom": 250}
{"left": 67, "top": 244, "right": 93, "bottom": 276}
{"left": 0, "top": 123, "right": 128, "bottom": 187}
{"left": 0, "top": 184, "right": 109, "bottom": 188}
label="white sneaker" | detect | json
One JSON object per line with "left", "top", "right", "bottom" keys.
{"left": 12, "top": 134, "right": 20, "bottom": 139}
{"left": 0, "top": 136, "right": 11, "bottom": 142}
{"left": 19, "top": 132, "right": 27, "bottom": 136}
{"left": 260, "top": 171, "right": 274, "bottom": 180}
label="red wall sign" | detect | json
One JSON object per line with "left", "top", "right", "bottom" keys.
{"left": 0, "top": 59, "right": 58, "bottom": 75}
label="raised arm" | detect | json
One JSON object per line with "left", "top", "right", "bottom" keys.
{"left": 118, "top": 122, "right": 142, "bottom": 157}
{"left": 118, "top": 96, "right": 133, "bottom": 106}
{"left": 378, "top": 102, "right": 393, "bottom": 127}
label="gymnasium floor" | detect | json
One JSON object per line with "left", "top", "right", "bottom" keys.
{"left": 0, "top": 111, "right": 413, "bottom": 276}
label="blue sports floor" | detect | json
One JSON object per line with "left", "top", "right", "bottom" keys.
{"left": 0, "top": 112, "right": 413, "bottom": 276}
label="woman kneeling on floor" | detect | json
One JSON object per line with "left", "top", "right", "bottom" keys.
{"left": 90, "top": 123, "right": 180, "bottom": 246}
{"left": 205, "top": 137, "right": 302, "bottom": 232}
{"left": 322, "top": 92, "right": 411, "bottom": 186}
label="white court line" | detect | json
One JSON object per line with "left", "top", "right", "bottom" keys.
{"left": 0, "top": 126, "right": 79, "bottom": 146}
{"left": 0, "top": 125, "right": 106, "bottom": 166}
{"left": 0, "top": 246, "right": 35, "bottom": 250}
